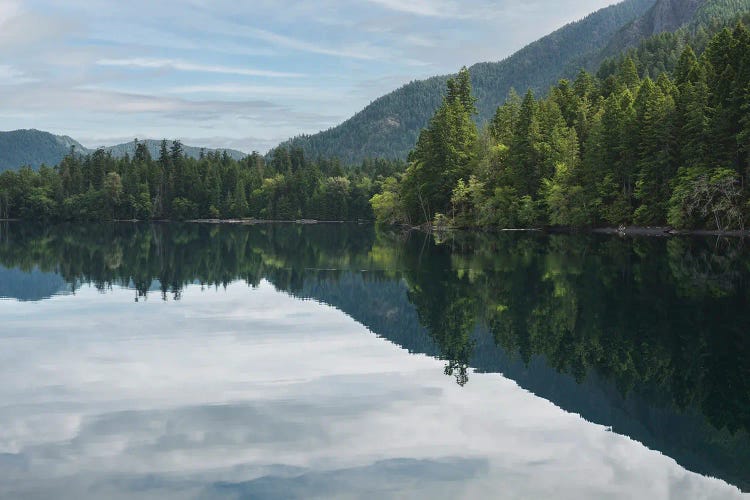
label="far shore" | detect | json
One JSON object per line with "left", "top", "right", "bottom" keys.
{"left": 589, "top": 226, "right": 750, "bottom": 238}
{"left": 414, "top": 223, "right": 750, "bottom": 238}
{"left": 1, "top": 218, "right": 749, "bottom": 238}
{"left": 185, "top": 218, "right": 349, "bottom": 225}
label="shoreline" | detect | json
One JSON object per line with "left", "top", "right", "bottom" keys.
{"left": 184, "top": 218, "right": 350, "bottom": 225}
{"left": 425, "top": 224, "right": 750, "bottom": 238}
{"left": 589, "top": 226, "right": 750, "bottom": 238}
{"left": 1, "top": 218, "right": 748, "bottom": 237}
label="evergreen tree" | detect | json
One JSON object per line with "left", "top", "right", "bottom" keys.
{"left": 618, "top": 57, "right": 641, "bottom": 91}
{"left": 675, "top": 46, "right": 698, "bottom": 85}
{"left": 633, "top": 77, "right": 677, "bottom": 225}
{"left": 489, "top": 89, "right": 521, "bottom": 145}
{"left": 508, "top": 90, "right": 542, "bottom": 198}
{"left": 233, "top": 178, "right": 248, "bottom": 218}
{"left": 401, "top": 69, "right": 479, "bottom": 223}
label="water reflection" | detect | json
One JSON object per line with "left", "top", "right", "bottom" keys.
{"left": 0, "top": 221, "right": 748, "bottom": 496}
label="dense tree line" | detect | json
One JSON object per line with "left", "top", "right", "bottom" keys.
{"left": 373, "top": 24, "right": 750, "bottom": 231}
{"left": 0, "top": 141, "right": 402, "bottom": 221}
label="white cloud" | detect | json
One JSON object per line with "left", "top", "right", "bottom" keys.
{"left": 362, "top": 0, "right": 515, "bottom": 20}
{"left": 244, "top": 27, "right": 386, "bottom": 61}
{"left": 0, "top": 65, "right": 36, "bottom": 85}
{"left": 0, "top": 0, "right": 20, "bottom": 24}
{"left": 0, "top": 9, "right": 79, "bottom": 50}
{"left": 365, "top": 0, "right": 465, "bottom": 18}
{"left": 165, "top": 83, "right": 342, "bottom": 100}
{"left": 96, "top": 58, "right": 304, "bottom": 78}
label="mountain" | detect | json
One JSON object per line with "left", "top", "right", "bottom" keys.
{"left": 599, "top": 0, "right": 750, "bottom": 58}
{"left": 0, "top": 130, "right": 247, "bottom": 172}
{"left": 103, "top": 139, "right": 246, "bottom": 162}
{"left": 280, "top": 0, "right": 750, "bottom": 164}
{"left": 0, "top": 129, "right": 86, "bottom": 173}
{"left": 279, "top": 0, "right": 657, "bottom": 163}
{"left": 610, "top": 0, "right": 703, "bottom": 48}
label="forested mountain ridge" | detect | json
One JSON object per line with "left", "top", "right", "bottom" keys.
{"left": 280, "top": 0, "right": 656, "bottom": 164}
{"left": 0, "top": 130, "right": 87, "bottom": 173}
{"left": 600, "top": 0, "right": 750, "bottom": 59}
{"left": 605, "top": 0, "right": 704, "bottom": 52}
{"left": 104, "top": 140, "right": 246, "bottom": 163}
{"left": 0, "top": 130, "right": 246, "bottom": 172}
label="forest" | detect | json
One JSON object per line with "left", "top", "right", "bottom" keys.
{"left": 0, "top": 141, "right": 401, "bottom": 221}
{"left": 372, "top": 22, "right": 750, "bottom": 231}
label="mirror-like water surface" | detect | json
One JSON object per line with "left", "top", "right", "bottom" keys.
{"left": 0, "top": 223, "right": 748, "bottom": 499}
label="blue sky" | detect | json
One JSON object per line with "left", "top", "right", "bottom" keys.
{"left": 0, "top": 0, "right": 620, "bottom": 153}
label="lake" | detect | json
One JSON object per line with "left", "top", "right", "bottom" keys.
{"left": 0, "top": 222, "right": 748, "bottom": 499}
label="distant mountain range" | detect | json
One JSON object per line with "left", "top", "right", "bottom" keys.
{"left": 280, "top": 0, "right": 750, "bottom": 163}
{"left": 0, "top": 129, "right": 247, "bottom": 172}
{"left": 103, "top": 139, "right": 246, "bottom": 163}
{"left": 0, "top": 129, "right": 88, "bottom": 172}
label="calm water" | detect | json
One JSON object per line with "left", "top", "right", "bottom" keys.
{"left": 0, "top": 222, "right": 748, "bottom": 499}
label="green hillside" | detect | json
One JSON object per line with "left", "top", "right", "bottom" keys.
{"left": 104, "top": 139, "right": 246, "bottom": 162}
{"left": 0, "top": 130, "right": 86, "bottom": 172}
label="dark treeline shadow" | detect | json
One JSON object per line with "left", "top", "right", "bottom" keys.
{"left": 0, "top": 221, "right": 748, "bottom": 490}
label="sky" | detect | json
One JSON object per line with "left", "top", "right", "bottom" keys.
{"left": 0, "top": 0, "right": 622, "bottom": 153}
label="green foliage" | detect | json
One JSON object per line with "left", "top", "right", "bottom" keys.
{"left": 0, "top": 141, "right": 403, "bottom": 222}
{"left": 668, "top": 166, "right": 745, "bottom": 230}
{"left": 693, "top": 0, "right": 750, "bottom": 28}
{"left": 370, "top": 177, "right": 404, "bottom": 225}
{"left": 542, "top": 162, "right": 596, "bottom": 226}
{"left": 171, "top": 197, "right": 198, "bottom": 220}
{"left": 400, "top": 68, "right": 479, "bottom": 224}
{"left": 632, "top": 76, "right": 678, "bottom": 225}
{"left": 374, "top": 20, "right": 750, "bottom": 231}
